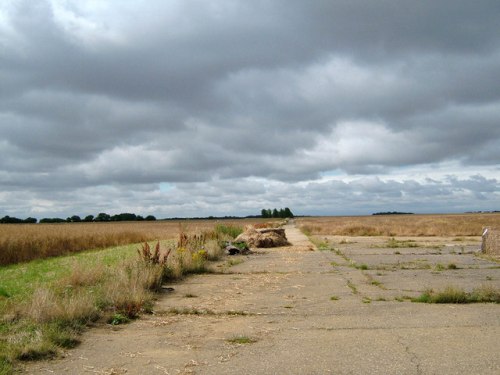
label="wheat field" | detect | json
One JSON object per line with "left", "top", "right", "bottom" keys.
{"left": 0, "top": 219, "right": 264, "bottom": 266}
{"left": 297, "top": 213, "right": 500, "bottom": 237}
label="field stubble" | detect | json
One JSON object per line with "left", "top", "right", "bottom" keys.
{"left": 297, "top": 213, "right": 500, "bottom": 237}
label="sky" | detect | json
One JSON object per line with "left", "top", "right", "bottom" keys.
{"left": 1, "top": 0, "right": 499, "bottom": 219}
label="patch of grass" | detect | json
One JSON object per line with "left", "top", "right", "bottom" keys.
{"left": 354, "top": 263, "right": 369, "bottom": 270}
{"left": 331, "top": 248, "right": 350, "bottom": 263}
{"left": 184, "top": 293, "right": 197, "bottom": 298}
{"left": 347, "top": 280, "right": 358, "bottom": 294}
{"left": 362, "top": 297, "right": 371, "bottom": 304}
{"left": 412, "top": 285, "right": 500, "bottom": 304}
{"left": 386, "top": 238, "right": 419, "bottom": 248}
{"left": 447, "top": 263, "right": 458, "bottom": 270}
{"left": 375, "top": 297, "right": 387, "bottom": 301}
{"left": 330, "top": 296, "right": 340, "bottom": 301}
{"left": 215, "top": 224, "right": 243, "bottom": 239}
{"left": 283, "top": 305, "right": 293, "bottom": 309}
{"left": 330, "top": 261, "right": 339, "bottom": 267}
{"left": 107, "top": 313, "right": 130, "bottom": 326}
{"left": 0, "top": 356, "right": 13, "bottom": 375}
{"left": 226, "top": 335, "right": 257, "bottom": 344}
{"left": 317, "top": 242, "right": 330, "bottom": 251}
{"left": 394, "top": 251, "right": 401, "bottom": 255}
{"left": 225, "top": 310, "right": 250, "bottom": 316}
{"left": 434, "top": 263, "right": 445, "bottom": 271}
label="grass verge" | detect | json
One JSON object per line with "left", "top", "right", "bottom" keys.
{"left": 412, "top": 285, "right": 500, "bottom": 304}
{"left": 0, "top": 225, "right": 240, "bottom": 374}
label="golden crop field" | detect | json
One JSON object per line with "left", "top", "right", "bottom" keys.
{"left": 0, "top": 219, "right": 265, "bottom": 266}
{"left": 296, "top": 213, "right": 500, "bottom": 237}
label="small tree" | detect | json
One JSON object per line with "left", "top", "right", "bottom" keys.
{"left": 83, "top": 215, "right": 94, "bottom": 222}
{"left": 94, "top": 213, "right": 111, "bottom": 222}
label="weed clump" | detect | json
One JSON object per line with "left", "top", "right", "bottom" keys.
{"left": 226, "top": 335, "right": 257, "bottom": 344}
{"left": 412, "top": 285, "right": 500, "bottom": 304}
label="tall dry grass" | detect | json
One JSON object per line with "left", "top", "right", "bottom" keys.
{"left": 297, "top": 213, "right": 500, "bottom": 237}
{"left": 0, "top": 219, "right": 262, "bottom": 266}
{"left": 0, "top": 225, "right": 245, "bottom": 369}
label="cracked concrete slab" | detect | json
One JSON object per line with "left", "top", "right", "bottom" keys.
{"left": 24, "top": 225, "right": 500, "bottom": 374}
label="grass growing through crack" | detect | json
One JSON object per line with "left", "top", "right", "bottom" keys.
{"left": 226, "top": 335, "right": 257, "bottom": 344}
{"left": 412, "top": 285, "right": 500, "bottom": 304}
{"left": 347, "top": 280, "right": 359, "bottom": 294}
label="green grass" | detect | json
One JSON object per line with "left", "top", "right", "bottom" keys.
{"left": 385, "top": 238, "right": 419, "bottom": 248}
{"left": 0, "top": 233, "right": 222, "bottom": 373}
{"left": 434, "top": 263, "right": 445, "bottom": 271}
{"left": 412, "top": 286, "right": 500, "bottom": 304}
{"left": 354, "top": 263, "right": 369, "bottom": 270}
{"left": 330, "top": 296, "right": 340, "bottom": 301}
{"left": 0, "top": 242, "right": 141, "bottom": 302}
{"left": 215, "top": 224, "right": 243, "bottom": 239}
{"left": 226, "top": 335, "right": 257, "bottom": 344}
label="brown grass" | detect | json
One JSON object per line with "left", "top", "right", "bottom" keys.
{"left": 0, "top": 219, "right": 265, "bottom": 266}
{"left": 297, "top": 213, "right": 500, "bottom": 237}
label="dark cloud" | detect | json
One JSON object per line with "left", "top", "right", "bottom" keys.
{"left": 1, "top": 0, "right": 499, "bottom": 217}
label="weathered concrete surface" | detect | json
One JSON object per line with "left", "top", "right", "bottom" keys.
{"left": 25, "top": 225, "right": 500, "bottom": 375}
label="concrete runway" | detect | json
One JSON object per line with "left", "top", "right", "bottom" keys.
{"left": 26, "top": 225, "right": 500, "bottom": 374}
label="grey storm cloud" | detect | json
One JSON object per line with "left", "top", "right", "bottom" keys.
{"left": 1, "top": 0, "right": 499, "bottom": 217}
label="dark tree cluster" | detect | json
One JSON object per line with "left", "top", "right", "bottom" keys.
{"left": 1, "top": 213, "right": 157, "bottom": 224}
{"left": 261, "top": 208, "right": 294, "bottom": 219}
{"left": 372, "top": 211, "right": 414, "bottom": 216}
{"left": 0, "top": 215, "right": 37, "bottom": 224}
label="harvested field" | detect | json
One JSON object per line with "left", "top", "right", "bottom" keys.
{"left": 297, "top": 213, "right": 500, "bottom": 237}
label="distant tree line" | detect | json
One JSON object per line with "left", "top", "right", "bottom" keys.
{"left": 0, "top": 216, "right": 38, "bottom": 224}
{"left": 372, "top": 211, "right": 414, "bottom": 216}
{"left": 0, "top": 213, "right": 156, "bottom": 224}
{"left": 261, "top": 208, "right": 294, "bottom": 219}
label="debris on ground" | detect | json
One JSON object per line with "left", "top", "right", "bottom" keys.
{"left": 234, "top": 227, "right": 290, "bottom": 248}
{"left": 225, "top": 242, "right": 251, "bottom": 255}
